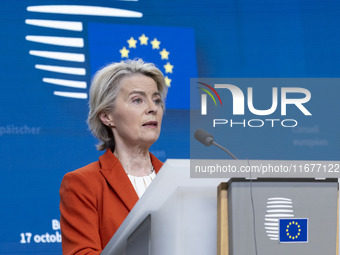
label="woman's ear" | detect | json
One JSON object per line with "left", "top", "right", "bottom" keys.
{"left": 99, "top": 112, "right": 115, "bottom": 127}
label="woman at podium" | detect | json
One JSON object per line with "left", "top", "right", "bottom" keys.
{"left": 59, "top": 59, "right": 167, "bottom": 255}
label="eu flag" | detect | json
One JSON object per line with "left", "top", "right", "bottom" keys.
{"left": 87, "top": 23, "right": 197, "bottom": 110}
{"left": 279, "top": 218, "right": 308, "bottom": 243}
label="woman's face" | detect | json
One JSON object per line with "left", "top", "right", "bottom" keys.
{"left": 105, "top": 73, "right": 164, "bottom": 148}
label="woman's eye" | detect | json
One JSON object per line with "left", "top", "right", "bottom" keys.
{"left": 154, "top": 98, "right": 162, "bottom": 105}
{"left": 132, "top": 98, "right": 143, "bottom": 104}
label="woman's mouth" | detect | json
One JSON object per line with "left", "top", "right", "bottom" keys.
{"left": 142, "top": 121, "right": 158, "bottom": 128}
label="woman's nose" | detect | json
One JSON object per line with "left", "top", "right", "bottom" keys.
{"left": 146, "top": 100, "right": 158, "bottom": 114}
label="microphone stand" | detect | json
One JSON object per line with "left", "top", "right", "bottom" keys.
{"left": 212, "top": 141, "right": 238, "bottom": 160}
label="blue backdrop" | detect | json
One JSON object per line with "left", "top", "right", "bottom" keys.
{"left": 0, "top": 0, "right": 339, "bottom": 254}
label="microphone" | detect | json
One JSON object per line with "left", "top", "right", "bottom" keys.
{"left": 194, "top": 129, "right": 238, "bottom": 159}
{"left": 194, "top": 128, "right": 214, "bottom": 146}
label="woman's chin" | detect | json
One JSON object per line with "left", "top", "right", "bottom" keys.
{"left": 139, "top": 134, "right": 160, "bottom": 146}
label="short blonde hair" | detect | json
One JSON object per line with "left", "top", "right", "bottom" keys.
{"left": 87, "top": 59, "right": 167, "bottom": 151}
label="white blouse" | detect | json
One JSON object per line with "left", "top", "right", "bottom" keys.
{"left": 127, "top": 171, "right": 156, "bottom": 198}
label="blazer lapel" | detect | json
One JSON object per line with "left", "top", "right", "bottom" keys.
{"left": 99, "top": 149, "right": 138, "bottom": 211}
{"left": 150, "top": 153, "right": 163, "bottom": 174}
{"left": 99, "top": 149, "right": 164, "bottom": 211}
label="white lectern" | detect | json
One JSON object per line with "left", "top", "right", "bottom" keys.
{"left": 101, "top": 159, "right": 223, "bottom": 255}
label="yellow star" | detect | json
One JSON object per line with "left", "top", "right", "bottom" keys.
{"left": 164, "top": 62, "right": 174, "bottom": 73}
{"left": 119, "top": 46, "right": 129, "bottom": 58}
{"left": 127, "top": 37, "right": 137, "bottom": 48}
{"left": 150, "top": 38, "right": 161, "bottom": 49}
{"left": 139, "top": 34, "right": 149, "bottom": 45}
{"left": 160, "top": 48, "right": 169, "bottom": 60}
{"left": 164, "top": 76, "right": 172, "bottom": 87}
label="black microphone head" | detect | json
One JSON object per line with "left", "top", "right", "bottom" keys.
{"left": 194, "top": 129, "right": 214, "bottom": 146}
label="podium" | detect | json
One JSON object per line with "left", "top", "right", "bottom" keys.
{"left": 218, "top": 178, "right": 339, "bottom": 255}
{"left": 101, "top": 160, "right": 339, "bottom": 255}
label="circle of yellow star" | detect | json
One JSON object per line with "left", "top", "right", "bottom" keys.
{"left": 164, "top": 76, "right": 172, "bottom": 87}
{"left": 127, "top": 37, "right": 137, "bottom": 48}
{"left": 119, "top": 46, "right": 129, "bottom": 58}
{"left": 151, "top": 38, "right": 161, "bottom": 49}
{"left": 139, "top": 34, "right": 149, "bottom": 45}
{"left": 119, "top": 35, "right": 174, "bottom": 88}
{"left": 160, "top": 48, "right": 170, "bottom": 60}
{"left": 164, "top": 62, "right": 174, "bottom": 73}
{"left": 286, "top": 221, "right": 301, "bottom": 240}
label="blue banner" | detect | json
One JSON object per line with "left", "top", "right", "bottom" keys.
{"left": 0, "top": 0, "right": 339, "bottom": 254}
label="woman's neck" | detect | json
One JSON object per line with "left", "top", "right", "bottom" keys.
{"left": 113, "top": 143, "right": 153, "bottom": 177}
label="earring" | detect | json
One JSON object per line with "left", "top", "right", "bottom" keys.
{"left": 108, "top": 123, "right": 112, "bottom": 126}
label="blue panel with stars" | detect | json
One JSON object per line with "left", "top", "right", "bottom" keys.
{"left": 279, "top": 218, "right": 308, "bottom": 243}
{"left": 87, "top": 23, "right": 197, "bottom": 109}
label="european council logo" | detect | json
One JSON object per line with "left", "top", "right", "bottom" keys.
{"left": 279, "top": 218, "right": 308, "bottom": 243}
{"left": 25, "top": 4, "right": 197, "bottom": 110}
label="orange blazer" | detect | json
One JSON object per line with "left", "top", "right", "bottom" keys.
{"left": 59, "top": 149, "right": 163, "bottom": 255}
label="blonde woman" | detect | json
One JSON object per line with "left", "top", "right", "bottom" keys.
{"left": 59, "top": 59, "right": 167, "bottom": 255}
